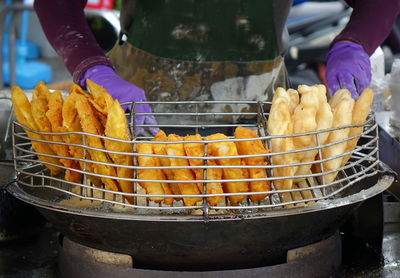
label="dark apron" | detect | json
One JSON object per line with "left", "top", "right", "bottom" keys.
{"left": 108, "top": 0, "right": 292, "bottom": 118}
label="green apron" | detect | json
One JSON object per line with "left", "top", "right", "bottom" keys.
{"left": 108, "top": 0, "right": 292, "bottom": 117}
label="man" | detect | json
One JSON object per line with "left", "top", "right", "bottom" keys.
{"left": 34, "top": 0, "right": 400, "bottom": 134}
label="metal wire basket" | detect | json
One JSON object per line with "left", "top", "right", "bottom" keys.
{"left": 12, "top": 100, "right": 379, "bottom": 216}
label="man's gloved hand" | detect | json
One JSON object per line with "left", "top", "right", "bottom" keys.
{"left": 80, "top": 65, "right": 159, "bottom": 136}
{"left": 326, "top": 42, "right": 371, "bottom": 100}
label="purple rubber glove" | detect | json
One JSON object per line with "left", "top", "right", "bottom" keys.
{"left": 326, "top": 42, "right": 371, "bottom": 100}
{"left": 80, "top": 65, "right": 159, "bottom": 136}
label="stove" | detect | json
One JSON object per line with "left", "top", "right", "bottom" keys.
{"left": 1, "top": 194, "right": 400, "bottom": 278}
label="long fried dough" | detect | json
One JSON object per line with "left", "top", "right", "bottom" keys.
{"left": 46, "top": 91, "right": 82, "bottom": 183}
{"left": 104, "top": 100, "right": 135, "bottom": 203}
{"left": 86, "top": 79, "right": 114, "bottom": 126}
{"left": 166, "top": 134, "right": 202, "bottom": 206}
{"left": 152, "top": 130, "right": 180, "bottom": 200}
{"left": 184, "top": 134, "right": 224, "bottom": 206}
{"left": 293, "top": 85, "right": 319, "bottom": 182}
{"left": 341, "top": 88, "right": 374, "bottom": 167}
{"left": 11, "top": 86, "right": 62, "bottom": 175}
{"left": 234, "top": 126, "right": 270, "bottom": 202}
{"left": 206, "top": 133, "right": 249, "bottom": 205}
{"left": 62, "top": 91, "right": 101, "bottom": 186}
{"left": 267, "top": 88, "right": 297, "bottom": 191}
{"left": 137, "top": 143, "right": 169, "bottom": 203}
{"left": 75, "top": 94, "right": 119, "bottom": 192}
{"left": 321, "top": 90, "right": 354, "bottom": 184}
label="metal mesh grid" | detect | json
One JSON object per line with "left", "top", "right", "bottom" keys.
{"left": 12, "top": 100, "right": 379, "bottom": 216}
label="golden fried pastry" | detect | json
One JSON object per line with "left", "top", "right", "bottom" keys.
{"left": 11, "top": 86, "right": 62, "bottom": 175}
{"left": 292, "top": 85, "right": 320, "bottom": 182}
{"left": 267, "top": 88, "right": 297, "bottom": 192}
{"left": 321, "top": 90, "right": 355, "bottom": 184}
{"left": 152, "top": 130, "right": 181, "bottom": 199}
{"left": 62, "top": 91, "right": 101, "bottom": 186}
{"left": 75, "top": 94, "right": 120, "bottom": 192}
{"left": 86, "top": 79, "right": 114, "bottom": 126}
{"left": 234, "top": 126, "right": 270, "bottom": 202}
{"left": 184, "top": 134, "right": 224, "bottom": 206}
{"left": 104, "top": 100, "right": 135, "bottom": 203}
{"left": 183, "top": 134, "right": 204, "bottom": 192}
{"left": 166, "top": 134, "right": 202, "bottom": 206}
{"left": 137, "top": 143, "right": 171, "bottom": 204}
{"left": 46, "top": 91, "right": 82, "bottom": 184}
{"left": 287, "top": 88, "right": 299, "bottom": 115}
{"left": 341, "top": 88, "right": 374, "bottom": 167}
{"left": 206, "top": 133, "right": 249, "bottom": 205}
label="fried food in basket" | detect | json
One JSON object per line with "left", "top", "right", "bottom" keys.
{"left": 292, "top": 85, "right": 320, "bottom": 182}
{"left": 137, "top": 142, "right": 171, "bottom": 204}
{"left": 321, "top": 90, "right": 355, "bottom": 184}
{"left": 63, "top": 91, "right": 101, "bottom": 186}
{"left": 206, "top": 133, "right": 249, "bottom": 205}
{"left": 184, "top": 134, "right": 224, "bottom": 206}
{"left": 104, "top": 100, "right": 134, "bottom": 203}
{"left": 267, "top": 88, "right": 297, "bottom": 193}
{"left": 86, "top": 79, "right": 114, "bottom": 126}
{"left": 152, "top": 130, "right": 180, "bottom": 199}
{"left": 166, "top": 134, "right": 202, "bottom": 206}
{"left": 46, "top": 91, "right": 82, "bottom": 184}
{"left": 234, "top": 126, "right": 270, "bottom": 202}
{"left": 341, "top": 88, "right": 374, "bottom": 167}
{"left": 11, "top": 86, "right": 62, "bottom": 175}
{"left": 75, "top": 94, "right": 120, "bottom": 192}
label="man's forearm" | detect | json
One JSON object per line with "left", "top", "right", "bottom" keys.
{"left": 34, "top": 0, "right": 113, "bottom": 83}
{"left": 333, "top": 0, "right": 400, "bottom": 55}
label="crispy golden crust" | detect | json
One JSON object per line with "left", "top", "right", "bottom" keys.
{"left": 184, "top": 134, "right": 224, "bottom": 206}
{"left": 166, "top": 134, "right": 202, "bottom": 206}
{"left": 206, "top": 133, "right": 249, "bottom": 205}
{"left": 234, "top": 126, "right": 270, "bottom": 202}
{"left": 341, "top": 88, "right": 374, "bottom": 167}
{"left": 75, "top": 94, "right": 120, "bottom": 192}
{"left": 137, "top": 143, "right": 169, "bottom": 203}
{"left": 104, "top": 100, "right": 135, "bottom": 203}
{"left": 152, "top": 130, "right": 180, "bottom": 200}
{"left": 267, "top": 88, "right": 297, "bottom": 191}
{"left": 11, "top": 86, "right": 62, "bottom": 175}
{"left": 321, "top": 90, "right": 355, "bottom": 184}
{"left": 46, "top": 91, "right": 82, "bottom": 184}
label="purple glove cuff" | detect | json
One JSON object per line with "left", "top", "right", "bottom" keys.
{"left": 79, "top": 64, "right": 115, "bottom": 88}
{"left": 74, "top": 57, "right": 114, "bottom": 85}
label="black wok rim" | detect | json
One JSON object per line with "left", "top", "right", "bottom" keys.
{"left": 6, "top": 173, "right": 394, "bottom": 222}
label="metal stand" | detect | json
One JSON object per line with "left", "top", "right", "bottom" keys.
{"left": 58, "top": 232, "right": 341, "bottom": 278}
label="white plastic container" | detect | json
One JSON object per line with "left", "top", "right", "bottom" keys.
{"left": 389, "top": 59, "right": 400, "bottom": 128}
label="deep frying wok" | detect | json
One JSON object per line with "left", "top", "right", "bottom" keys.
{"left": 7, "top": 166, "right": 394, "bottom": 270}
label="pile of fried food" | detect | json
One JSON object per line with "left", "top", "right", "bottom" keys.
{"left": 11, "top": 81, "right": 373, "bottom": 207}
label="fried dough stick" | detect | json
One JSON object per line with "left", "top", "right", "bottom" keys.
{"left": 104, "top": 100, "right": 135, "bottom": 203}
{"left": 11, "top": 86, "right": 62, "bottom": 175}
{"left": 321, "top": 90, "right": 355, "bottom": 184}
{"left": 75, "top": 94, "right": 120, "bottom": 192}
{"left": 46, "top": 91, "right": 82, "bottom": 183}
{"left": 206, "top": 133, "right": 249, "bottom": 205}
{"left": 184, "top": 134, "right": 224, "bottom": 206}
{"left": 63, "top": 91, "right": 101, "bottom": 186}
{"left": 292, "top": 85, "right": 319, "bottom": 184}
{"left": 267, "top": 88, "right": 297, "bottom": 204}
{"left": 86, "top": 79, "right": 114, "bottom": 126}
{"left": 152, "top": 130, "right": 180, "bottom": 200}
{"left": 341, "top": 88, "right": 374, "bottom": 167}
{"left": 166, "top": 134, "right": 202, "bottom": 206}
{"left": 136, "top": 143, "right": 168, "bottom": 203}
{"left": 234, "top": 126, "right": 270, "bottom": 202}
